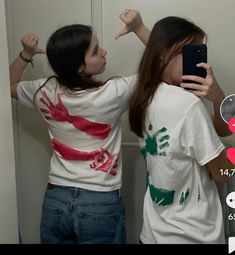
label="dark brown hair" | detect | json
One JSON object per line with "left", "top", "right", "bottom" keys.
{"left": 34, "top": 24, "right": 104, "bottom": 101}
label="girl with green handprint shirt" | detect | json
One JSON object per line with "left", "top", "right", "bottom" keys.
{"left": 129, "top": 16, "right": 231, "bottom": 244}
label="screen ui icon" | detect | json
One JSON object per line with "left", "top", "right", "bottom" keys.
{"left": 229, "top": 237, "right": 235, "bottom": 254}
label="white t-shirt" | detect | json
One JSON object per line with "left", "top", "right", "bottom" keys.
{"left": 139, "top": 82, "right": 225, "bottom": 244}
{"left": 17, "top": 75, "right": 137, "bottom": 191}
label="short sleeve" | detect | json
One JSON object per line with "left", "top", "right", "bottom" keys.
{"left": 112, "top": 75, "right": 138, "bottom": 113}
{"left": 17, "top": 78, "right": 47, "bottom": 110}
{"left": 180, "top": 100, "right": 225, "bottom": 166}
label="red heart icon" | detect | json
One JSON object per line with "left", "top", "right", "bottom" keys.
{"left": 226, "top": 118, "right": 235, "bottom": 165}
{"left": 227, "top": 148, "right": 235, "bottom": 165}
{"left": 228, "top": 118, "right": 235, "bottom": 133}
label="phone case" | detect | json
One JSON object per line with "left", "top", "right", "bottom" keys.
{"left": 183, "top": 44, "right": 207, "bottom": 83}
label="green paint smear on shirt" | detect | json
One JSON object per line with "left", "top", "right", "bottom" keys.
{"left": 179, "top": 188, "right": 190, "bottom": 205}
{"left": 197, "top": 186, "right": 201, "bottom": 202}
{"left": 149, "top": 184, "right": 175, "bottom": 206}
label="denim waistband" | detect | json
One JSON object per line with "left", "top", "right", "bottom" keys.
{"left": 47, "top": 182, "right": 122, "bottom": 197}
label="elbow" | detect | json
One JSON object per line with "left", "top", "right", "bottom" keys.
{"left": 215, "top": 177, "right": 229, "bottom": 184}
{"left": 10, "top": 84, "right": 19, "bottom": 99}
{"left": 216, "top": 126, "right": 233, "bottom": 137}
{"left": 219, "top": 130, "right": 233, "bottom": 137}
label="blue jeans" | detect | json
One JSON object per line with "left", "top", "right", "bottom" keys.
{"left": 40, "top": 184, "right": 126, "bottom": 244}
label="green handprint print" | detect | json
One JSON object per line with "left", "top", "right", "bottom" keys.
{"left": 141, "top": 124, "right": 170, "bottom": 160}
{"left": 149, "top": 184, "right": 175, "bottom": 206}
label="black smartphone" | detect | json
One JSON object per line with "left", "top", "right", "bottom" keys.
{"left": 183, "top": 43, "right": 207, "bottom": 84}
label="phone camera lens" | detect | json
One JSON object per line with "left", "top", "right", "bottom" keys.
{"left": 199, "top": 48, "right": 204, "bottom": 55}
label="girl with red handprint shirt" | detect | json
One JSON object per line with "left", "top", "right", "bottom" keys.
{"left": 9, "top": 10, "right": 150, "bottom": 244}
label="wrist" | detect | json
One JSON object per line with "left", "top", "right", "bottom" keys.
{"left": 214, "top": 93, "right": 225, "bottom": 104}
{"left": 21, "top": 50, "right": 34, "bottom": 60}
{"left": 19, "top": 50, "right": 34, "bottom": 67}
{"left": 133, "top": 24, "right": 150, "bottom": 45}
{"left": 133, "top": 23, "right": 146, "bottom": 35}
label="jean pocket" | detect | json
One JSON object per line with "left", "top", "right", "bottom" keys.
{"left": 77, "top": 203, "right": 125, "bottom": 244}
{"left": 40, "top": 195, "right": 69, "bottom": 244}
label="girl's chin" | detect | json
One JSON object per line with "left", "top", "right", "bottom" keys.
{"left": 95, "top": 69, "right": 105, "bottom": 76}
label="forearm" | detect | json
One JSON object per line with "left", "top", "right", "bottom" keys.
{"left": 134, "top": 24, "right": 150, "bottom": 46}
{"left": 212, "top": 96, "right": 232, "bottom": 137}
{"left": 10, "top": 50, "right": 33, "bottom": 85}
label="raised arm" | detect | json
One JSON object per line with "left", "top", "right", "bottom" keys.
{"left": 10, "top": 33, "right": 45, "bottom": 99}
{"left": 115, "top": 9, "right": 150, "bottom": 46}
{"left": 181, "top": 63, "right": 232, "bottom": 137}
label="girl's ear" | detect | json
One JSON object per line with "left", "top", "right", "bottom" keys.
{"left": 78, "top": 64, "right": 85, "bottom": 73}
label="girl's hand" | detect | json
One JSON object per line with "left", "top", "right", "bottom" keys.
{"left": 115, "top": 9, "right": 144, "bottom": 40}
{"left": 21, "top": 33, "right": 45, "bottom": 59}
{"left": 181, "top": 63, "right": 225, "bottom": 103}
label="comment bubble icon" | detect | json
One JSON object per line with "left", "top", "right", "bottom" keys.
{"left": 226, "top": 192, "right": 235, "bottom": 209}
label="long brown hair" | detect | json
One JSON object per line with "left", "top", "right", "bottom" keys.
{"left": 129, "top": 16, "right": 206, "bottom": 137}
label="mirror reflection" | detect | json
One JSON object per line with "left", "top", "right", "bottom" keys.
{"left": 1, "top": 0, "right": 235, "bottom": 244}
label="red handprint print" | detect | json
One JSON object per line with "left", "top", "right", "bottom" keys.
{"left": 40, "top": 91, "right": 69, "bottom": 121}
{"left": 39, "top": 91, "right": 111, "bottom": 139}
{"left": 52, "top": 139, "right": 118, "bottom": 176}
{"left": 226, "top": 118, "right": 235, "bottom": 165}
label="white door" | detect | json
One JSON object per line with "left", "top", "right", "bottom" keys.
{"left": 5, "top": 0, "right": 92, "bottom": 243}
{"left": 0, "top": 0, "right": 18, "bottom": 243}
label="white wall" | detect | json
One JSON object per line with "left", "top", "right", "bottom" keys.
{"left": 5, "top": 0, "right": 235, "bottom": 244}
{"left": 0, "top": 0, "right": 18, "bottom": 243}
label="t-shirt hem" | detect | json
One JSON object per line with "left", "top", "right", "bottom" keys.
{"left": 140, "top": 234, "right": 153, "bottom": 244}
{"left": 47, "top": 178, "right": 122, "bottom": 192}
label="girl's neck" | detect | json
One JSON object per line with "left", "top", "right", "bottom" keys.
{"left": 161, "top": 79, "right": 180, "bottom": 87}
